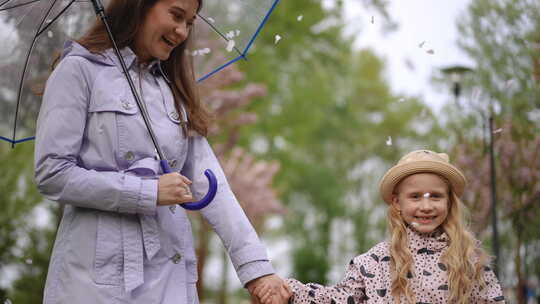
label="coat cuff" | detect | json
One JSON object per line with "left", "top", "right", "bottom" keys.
{"left": 230, "top": 245, "right": 269, "bottom": 268}
{"left": 237, "top": 260, "right": 275, "bottom": 287}
{"left": 118, "top": 175, "right": 157, "bottom": 215}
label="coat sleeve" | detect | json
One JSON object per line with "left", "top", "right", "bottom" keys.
{"left": 34, "top": 56, "right": 157, "bottom": 215}
{"left": 470, "top": 266, "right": 506, "bottom": 303}
{"left": 181, "top": 136, "right": 274, "bottom": 285}
{"left": 287, "top": 256, "right": 367, "bottom": 303}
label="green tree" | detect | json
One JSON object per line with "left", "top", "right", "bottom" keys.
{"left": 232, "top": 0, "right": 443, "bottom": 285}
{"left": 452, "top": 0, "right": 540, "bottom": 302}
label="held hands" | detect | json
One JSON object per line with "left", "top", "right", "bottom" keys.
{"left": 157, "top": 172, "right": 194, "bottom": 205}
{"left": 247, "top": 274, "right": 292, "bottom": 304}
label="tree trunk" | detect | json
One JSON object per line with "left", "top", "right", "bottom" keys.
{"left": 196, "top": 216, "right": 212, "bottom": 300}
{"left": 515, "top": 224, "right": 525, "bottom": 304}
{"left": 217, "top": 249, "right": 229, "bottom": 304}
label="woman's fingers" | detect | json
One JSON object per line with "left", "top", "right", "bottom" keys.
{"left": 158, "top": 172, "right": 194, "bottom": 205}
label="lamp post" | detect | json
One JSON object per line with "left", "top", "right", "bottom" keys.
{"left": 440, "top": 65, "right": 501, "bottom": 277}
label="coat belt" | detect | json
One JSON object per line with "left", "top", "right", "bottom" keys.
{"left": 121, "top": 158, "right": 177, "bottom": 292}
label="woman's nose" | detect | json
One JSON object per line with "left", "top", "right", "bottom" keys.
{"left": 174, "top": 24, "right": 188, "bottom": 41}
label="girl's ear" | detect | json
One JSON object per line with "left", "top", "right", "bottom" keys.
{"left": 391, "top": 193, "right": 400, "bottom": 211}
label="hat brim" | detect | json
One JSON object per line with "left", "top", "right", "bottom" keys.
{"left": 379, "top": 160, "right": 467, "bottom": 204}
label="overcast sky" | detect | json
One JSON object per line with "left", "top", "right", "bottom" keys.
{"left": 343, "top": 0, "right": 475, "bottom": 112}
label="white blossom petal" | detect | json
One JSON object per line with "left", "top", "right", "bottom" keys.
{"left": 274, "top": 34, "right": 282, "bottom": 44}
{"left": 386, "top": 136, "right": 392, "bottom": 146}
{"left": 226, "top": 39, "right": 236, "bottom": 52}
{"left": 297, "top": 15, "right": 303, "bottom": 21}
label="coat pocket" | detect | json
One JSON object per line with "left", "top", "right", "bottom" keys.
{"left": 93, "top": 212, "right": 123, "bottom": 285}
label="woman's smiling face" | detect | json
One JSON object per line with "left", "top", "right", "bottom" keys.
{"left": 392, "top": 173, "right": 449, "bottom": 234}
{"left": 133, "top": 0, "right": 198, "bottom": 63}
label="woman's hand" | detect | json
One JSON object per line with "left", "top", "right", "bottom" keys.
{"left": 247, "top": 274, "right": 292, "bottom": 304}
{"left": 157, "top": 172, "right": 193, "bottom": 205}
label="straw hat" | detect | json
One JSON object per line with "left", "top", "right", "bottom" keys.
{"left": 379, "top": 150, "right": 467, "bottom": 204}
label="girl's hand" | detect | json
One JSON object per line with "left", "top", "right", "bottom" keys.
{"left": 157, "top": 172, "right": 193, "bottom": 205}
{"left": 252, "top": 278, "right": 292, "bottom": 304}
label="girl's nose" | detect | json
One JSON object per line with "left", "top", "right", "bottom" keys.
{"left": 419, "top": 197, "right": 433, "bottom": 211}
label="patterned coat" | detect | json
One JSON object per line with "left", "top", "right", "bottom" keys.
{"left": 287, "top": 227, "right": 505, "bottom": 303}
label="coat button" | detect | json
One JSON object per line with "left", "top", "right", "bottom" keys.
{"left": 122, "top": 100, "right": 133, "bottom": 110}
{"left": 169, "top": 205, "right": 176, "bottom": 213}
{"left": 171, "top": 253, "right": 182, "bottom": 264}
{"left": 125, "top": 151, "right": 134, "bottom": 161}
{"left": 169, "top": 111, "right": 180, "bottom": 120}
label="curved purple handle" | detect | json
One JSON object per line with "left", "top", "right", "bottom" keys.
{"left": 160, "top": 160, "right": 218, "bottom": 210}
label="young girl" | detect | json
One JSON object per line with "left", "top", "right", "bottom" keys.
{"left": 255, "top": 150, "right": 505, "bottom": 303}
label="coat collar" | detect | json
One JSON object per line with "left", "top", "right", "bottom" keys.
{"left": 406, "top": 225, "right": 449, "bottom": 254}
{"left": 61, "top": 40, "right": 167, "bottom": 80}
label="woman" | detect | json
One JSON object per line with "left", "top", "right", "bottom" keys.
{"left": 35, "top": 0, "right": 289, "bottom": 302}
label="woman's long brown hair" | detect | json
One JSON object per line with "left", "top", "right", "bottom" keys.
{"left": 76, "top": 0, "right": 210, "bottom": 136}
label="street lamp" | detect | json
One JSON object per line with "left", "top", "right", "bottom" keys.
{"left": 440, "top": 65, "right": 501, "bottom": 277}
{"left": 440, "top": 65, "right": 474, "bottom": 108}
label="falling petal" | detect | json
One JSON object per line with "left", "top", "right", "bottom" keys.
{"left": 418, "top": 41, "right": 426, "bottom": 48}
{"left": 426, "top": 49, "right": 435, "bottom": 55}
{"left": 505, "top": 79, "right": 516, "bottom": 89}
{"left": 471, "top": 87, "right": 482, "bottom": 102}
{"left": 47, "top": 30, "right": 53, "bottom": 38}
{"left": 410, "top": 222, "right": 420, "bottom": 227}
{"left": 225, "top": 31, "right": 235, "bottom": 39}
{"left": 297, "top": 15, "right": 303, "bottom": 21}
{"left": 274, "top": 34, "right": 282, "bottom": 44}
{"left": 226, "top": 39, "right": 236, "bottom": 52}
{"left": 493, "top": 128, "right": 503, "bottom": 134}
{"left": 386, "top": 136, "right": 392, "bottom": 146}
{"left": 201, "top": 48, "right": 211, "bottom": 55}
{"left": 4, "top": 299, "right": 12, "bottom": 304}
{"left": 25, "top": 258, "right": 33, "bottom": 264}
{"left": 423, "top": 193, "right": 431, "bottom": 198}
{"left": 371, "top": 16, "right": 374, "bottom": 24}
{"left": 404, "top": 58, "right": 415, "bottom": 71}
{"left": 207, "top": 17, "right": 215, "bottom": 23}
{"left": 398, "top": 98, "right": 406, "bottom": 103}
{"left": 235, "top": 29, "right": 241, "bottom": 36}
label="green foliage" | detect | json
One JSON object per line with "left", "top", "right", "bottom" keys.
{"left": 457, "top": 0, "right": 540, "bottom": 120}
{"left": 0, "top": 143, "right": 54, "bottom": 303}
{"left": 232, "top": 0, "right": 443, "bottom": 285}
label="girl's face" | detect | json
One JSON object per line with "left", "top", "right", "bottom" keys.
{"left": 133, "top": 0, "right": 198, "bottom": 63}
{"left": 391, "top": 173, "right": 449, "bottom": 234}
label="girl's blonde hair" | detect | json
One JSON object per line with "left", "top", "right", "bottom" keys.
{"left": 387, "top": 174, "right": 490, "bottom": 304}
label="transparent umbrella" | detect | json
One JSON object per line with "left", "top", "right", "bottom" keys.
{"left": 0, "top": 0, "right": 280, "bottom": 209}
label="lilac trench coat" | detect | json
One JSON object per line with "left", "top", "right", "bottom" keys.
{"left": 35, "top": 41, "right": 274, "bottom": 304}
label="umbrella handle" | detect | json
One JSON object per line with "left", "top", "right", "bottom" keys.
{"left": 160, "top": 160, "right": 218, "bottom": 210}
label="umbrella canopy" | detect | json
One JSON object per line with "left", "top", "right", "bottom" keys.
{"left": 0, "top": 0, "right": 280, "bottom": 209}
{"left": 0, "top": 0, "right": 280, "bottom": 145}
